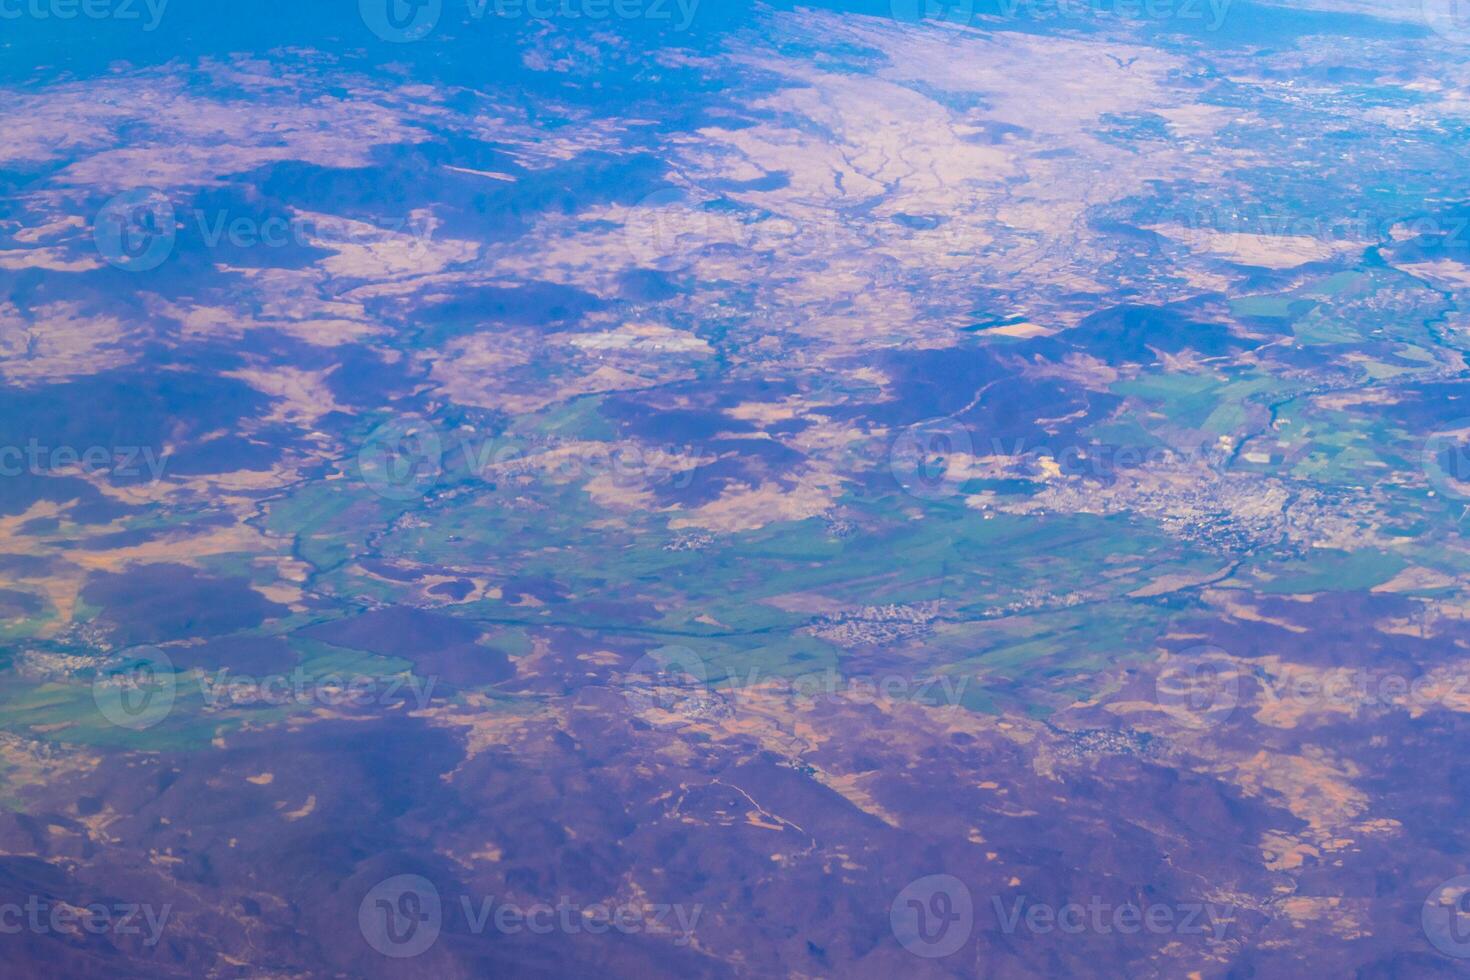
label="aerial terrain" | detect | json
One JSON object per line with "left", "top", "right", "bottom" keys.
{"left": 2, "top": 0, "right": 1470, "bottom": 975}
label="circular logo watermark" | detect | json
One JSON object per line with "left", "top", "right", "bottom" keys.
{"left": 358, "top": 416, "right": 444, "bottom": 501}
{"left": 891, "top": 873, "right": 973, "bottom": 958}
{"left": 93, "top": 188, "right": 176, "bottom": 272}
{"left": 890, "top": 418, "right": 973, "bottom": 500}
{"left": 1153, "top": 645, "right": 1240, "bottom": 729}
{"left": 1423, "top": 875, "right": 1470, "bottom": 958}
{"left": 359, "top": 874, "right": 442, "bottom": 958}
{"left": 360, "top": 0, "right": 441, "bottom": 42}
{"left": 622, "top": 646, "right": 709, "bottom": 714}
{"left": 91, "top": 646, "right": 177, "bottom": 730}
{"left": 1421, "top": 420, "right": 1470, "bottom": 500}
{"left": 889, "top": 0, "right": 975, "bottom": 24}
{"left": 1423, "top": 0, "right": 1470, "bottom": 44}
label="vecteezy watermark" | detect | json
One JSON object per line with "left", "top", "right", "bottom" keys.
{"left": 889, "top": 0, "right": 975, "bottom": 25}
{"left": 1422, "top": 0, "right": 1470, "bottom": 44}
{"left": 1152, "top": 645, "right": 1241, "bottom": 729}
{"left": 355, "top": 415, "right": 697, "bottom": 501}
{"left": 620, "top": 646, "right": 972, "bottom": 717}
{"left": 92, "top": 647, "right": 437, "bottom": 731}
{"left": 1424, "top": 875, "right": 1470, "bottom": 958}
{"left": 358, "top": 875, "right": 702, "bottom": 958}
{"left": 1154, "top": 646, "right": 1470, "bottom": 726}
{"left": 0, "top": 897, "right": 171, "bottom": 947}
{"left": 891, "top": 874, "right": 974, "bottom": 958}
{"left": 360, "top": 875, "right": 442, "bottom": 958}
{"left": 457, "top": 433, "right": 696, "bottom": 493}
{"left": 360, "top": 0, "right": 700, "bottom": 42}
{"left": 780, "top": 668, "right": 970, "bottom": 707}
{"left": 359, "top": 0, "right": 441, "bottom": 41}
{"left": 890, "top": 0, "right": 1232, "bottom": 30}
{"left": 1422, "top": 419, "right": 1470, "bottom": 503}
{"left": 887, "top": 423, "right": 1249, "bottom": 502}
{"left": 197, "top": 668, "right": 437, "bottom": 712}
{"left": 1254, "top": 667, "right": 1470, "bottom": 717}
{"left": 622, "top": 646, "right": 710, "bottom": 714}
{"left": 456, "top": 895, "right": 701, "bottom": 946}
{"left": 190, "top": 210, "right": 434, "bottom": 253}
{"left": 467, "top": 0, "right": 700, "bottom": 29}
{"left": 0, "top": 0, "right": 168, "bottom": 30}
{"left": 890, "top": 418, "right": 974, "bottom": 501}
{"left": 991, "top": 894, "right": 1233, "bottom": 940}
{"left": 889, "top": 875, "right": 1234, "bottom": 959}
{"left": 1162, "top": 205, "right": 1470, "bottom": 254}
{"left": 91, "top": 646, "right": 177, "bottom": 731}
{"left": 0, "top": 441, "right": 167, "bottom": 481}
{"left": 93, "top": 193, "right": 434, "bottom": 271}
{"left": 93, "top": 188, "right": 175, "bottom": 272}
{"left": 358, "top": 416, "right": 445, "bottom": 502}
